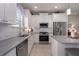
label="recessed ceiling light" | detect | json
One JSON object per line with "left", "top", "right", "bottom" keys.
{"left": 34, "top": 6, "right": 38, "bottom": 9}
{"left": 66, "top": 8, "right": 71, "bottom": 15}
{"left": 54, "top": 6, "right": 58, "bottom": 9}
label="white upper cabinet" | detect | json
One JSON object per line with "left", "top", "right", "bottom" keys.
{"left": 52, "top": 13, "right": 68, "bottom": 22}
{"left": 39, "top": 13, "right": 49, "bottom": 22}
{"left": 4, "top": 3, "right": 16, "bottom": 24}
{"left": 0, "top": 3, "right": 25, "bottom": 25}
{"left": 0, "top": 3, "right": 17, "bottom": 24}
{"left": 0, "top": 3, "right": 5, "bottom": 21}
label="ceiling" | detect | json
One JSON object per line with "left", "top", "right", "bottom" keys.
{"left": 20, "top": 3, "right": 79, "bottom": 15}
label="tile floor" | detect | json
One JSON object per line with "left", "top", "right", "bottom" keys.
{"left": 30, "top": 43, "right": 52, "bottom": 56}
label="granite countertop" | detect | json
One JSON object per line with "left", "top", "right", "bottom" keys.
{"left": 53, "top": 36, "right": 79, "bottom": 44}
{"left": 0, "top": 35, "right": 31, "bottom": 56}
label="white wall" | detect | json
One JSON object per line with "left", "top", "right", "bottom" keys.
{"left": 68, "top": 15, "right": 79, "bottom": 32}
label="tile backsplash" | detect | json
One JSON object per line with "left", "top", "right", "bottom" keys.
{"left": 0, "top": 23, "right": 19, "bottom": 40}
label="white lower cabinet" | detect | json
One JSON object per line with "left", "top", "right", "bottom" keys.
{"left": 33, "top": 34, "right": 39, "bottom": 43}
{"left": 28, "top": 35, "right": 34, "bottom": 55}
{"left": 5, "top": 48, "right": 16, "bottom": 56}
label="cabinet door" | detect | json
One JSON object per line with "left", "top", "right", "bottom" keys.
{"left": 0, "top": 3, "right": 4, "bottom": 21}
{"left": 16, "top": 39, "right": 28, "bottom": 56}
{"left": 39, "top": 13, "right": 49, "bottom": 22}
{"left": 28, "top": 35, "right": 34, "bottom": 55}
{"left": 4, "top": 3, "right": 16, "bottom": 24}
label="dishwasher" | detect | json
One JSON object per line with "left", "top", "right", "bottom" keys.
{"left": 16, "top": 39, "right": 28, "bottom": 56}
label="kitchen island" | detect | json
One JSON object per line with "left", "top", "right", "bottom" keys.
{"left": 52, "top": 36, "right": 79, "bottom": 56}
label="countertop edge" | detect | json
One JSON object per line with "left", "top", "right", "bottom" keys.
{"left": 52, "top": 36, "right": 79, "bottom": 44}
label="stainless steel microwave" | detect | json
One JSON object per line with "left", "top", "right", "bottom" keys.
{"left": 40, "top": 23, "right": 48, "bottom": 28}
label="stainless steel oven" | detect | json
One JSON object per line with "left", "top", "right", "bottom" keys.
{"left": 39, "top": 32, "right": 49, "bottom": 42}
{"left": 40, "top": 23, "right": 48, "bottom": 28}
